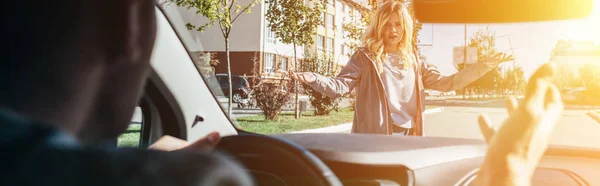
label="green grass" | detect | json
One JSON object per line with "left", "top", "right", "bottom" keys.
{"left": 116, "top": 106, "right": 442, "bottom": 144}
{"left": 236, "top": 106, "right": 439, "bottom": 134}
{"left": 235, "top": 108, "right": 355, "bottom": 134}
{"left": 117, "top": 125, "right": 141, "bottom": 147}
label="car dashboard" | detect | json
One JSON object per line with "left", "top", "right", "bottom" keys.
{"left": 273, "top": 133, "right": 600, "bottom": 186}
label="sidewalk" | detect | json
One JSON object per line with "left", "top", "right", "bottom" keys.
{"left": 291, "top": 107, "right": 444, "bottom": 133}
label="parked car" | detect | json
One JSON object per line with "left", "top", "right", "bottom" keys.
{"left": 214, "top": 74, "right": 251, "bottom": 103}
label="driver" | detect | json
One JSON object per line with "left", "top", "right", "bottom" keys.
{"left": 1, "top": 0, "right": 252, "bottom": 185}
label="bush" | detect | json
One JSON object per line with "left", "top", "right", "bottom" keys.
{"left": 346, "top": 90, "right": 356, "bottom": 111}
{"left": 251, "top": 80, "right": 292, "bottom": 120}
{"left": 303, "top": 84, "right": 340, "bottom": 115}
{"left": 301, "top": 51, "right": 341, "bottom": 116}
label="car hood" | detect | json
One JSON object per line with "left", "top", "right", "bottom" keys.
{"left": 273, "top": 133, "right": 487, "bottom": 170}
{"left": 273, "top": 133, "right": 600, "bottom": 170}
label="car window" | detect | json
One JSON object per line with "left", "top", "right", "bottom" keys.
{"left": 159, "top": 1, "right": 600, "bottom": 148}
{"left": 117, "top": 106, "right": 143, "bottom": 147}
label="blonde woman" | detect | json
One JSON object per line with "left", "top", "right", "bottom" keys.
{"left": 291, "top": 1, "right": 512, "bottom": 136}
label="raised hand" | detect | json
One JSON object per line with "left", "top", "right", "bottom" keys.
{"left": 477, "top": 62, "right": 563, "bottom": 186}
{"left": 482, "top": 52, "right": 515, "bottom": 68}
{"left": 289, "top": 71, "right": 317, "bottom": 84}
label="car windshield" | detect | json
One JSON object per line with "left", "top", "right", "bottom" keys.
{"left": 159, "top": 0, "right": 600, "bottom": 148}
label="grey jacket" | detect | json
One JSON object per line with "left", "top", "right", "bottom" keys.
{"left": 307, "top": 48, "right": 491, "bottom": 135}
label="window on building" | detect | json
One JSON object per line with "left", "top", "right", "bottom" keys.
{"left": 264, "top": 53, "right": 275, "bottom": 73}
{"left": 280, "top": 57, "right": 288, "bottom": 72}
{"left": 326, "top": 37, "right": 334, "bottom": 58}
{"left": 266, "top": 26, "right": 276, "bottom": 44}
{"left": 265, "top": 2, "right": 277, "bottom": 44}
{"left": 326, "top": 13, "right": 334, "bottom": 30}
{"left": 340, "top": 44, "right": 345, "bottom": 57}
{"left": 327, "top": 0, "right": 334, "bottom": 8}
{"left": 317, "top": 35, "right": 325, "bottom": 55}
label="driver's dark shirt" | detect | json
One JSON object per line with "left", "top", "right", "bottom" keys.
{"left": 0, "top": 110, "right": 251, "bottom": 186}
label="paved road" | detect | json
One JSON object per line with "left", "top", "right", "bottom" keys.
{"left": 424, "top": 106, "right": 600, "bottom": 148}
{"left": 339, "top": 99, "right": 600, "bottom": 148}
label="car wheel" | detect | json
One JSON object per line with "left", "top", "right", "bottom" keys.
{"left": 232, "top": 92, "right": 243, "bottom": 103}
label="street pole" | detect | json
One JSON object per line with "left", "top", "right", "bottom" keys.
{"left": 463, "top": 24, "right": 468, "bottom": 99}
{"left": 508, "top": 37, "right": 516, "bottom": 69}
{"left": 463, "top": 24, "right": 467, "bottom": 68}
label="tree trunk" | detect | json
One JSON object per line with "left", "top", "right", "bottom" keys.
{"left": 226, "top": 38, "right": 233, "bottom": 117}
{"left": 293, "top": 42, "right": 301, "bottom": 119}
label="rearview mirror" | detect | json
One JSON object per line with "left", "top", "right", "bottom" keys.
{"left": 414, "top": 0, "right": 594, "bottom": 23}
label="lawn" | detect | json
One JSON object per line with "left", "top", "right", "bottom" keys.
{"left": 236, "top": 106, "right": 439, "bottom": 134}
{"left": 117, "top": 124, "right": 141, "bottom": 147}
{"left": 235, "top": 108, "right": 355, "bottom": 134}
{"left": 117, "top": 106, "right": 441, "bottom": 145}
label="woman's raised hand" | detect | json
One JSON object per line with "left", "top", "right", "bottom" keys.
{"left": 289, "top": 71, "right": 317, "bottom": 84}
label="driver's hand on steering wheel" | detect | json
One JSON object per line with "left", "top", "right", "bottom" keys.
{"left": 477, "top": 62, "right": 563, "bottom": 186}
{"left": 148, "top": 131, "right": 221, "bottom": 152}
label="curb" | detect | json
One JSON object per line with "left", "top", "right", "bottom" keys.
{"left": 292, "top": 107, "right": 444, "bottom": 134}
{"left": 587, "top": 110, "right": 600, "bottom": 123}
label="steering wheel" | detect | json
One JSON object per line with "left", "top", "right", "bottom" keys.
{"left": 216, "top": 132, "right": 343, "bottom": 186}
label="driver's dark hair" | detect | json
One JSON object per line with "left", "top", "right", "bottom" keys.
{"left": 1, "top": 1, "right": 125, "bottom": 110}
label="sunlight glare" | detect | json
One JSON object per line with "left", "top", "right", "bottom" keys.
{"left": 564, "top": 0, "right": 600, "bottom": 42}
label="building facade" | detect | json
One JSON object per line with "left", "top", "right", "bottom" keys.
{"left": 166, "top": 0, "right": 368, "bottom": 82}
{"left": 550, "top": 40, "right": 600, "bottom": 69}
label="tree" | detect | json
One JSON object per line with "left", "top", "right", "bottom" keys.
{"left": 579, "top": 63, "right": 600, "bottom": 89}
{"left": 301, "top": 51, "right": 341, "bottom": 115}
{"left": 505, "top": 67, "right": 526, "bottom": 95}
{"left": 265, "top": 0, "right": 326, "bottom": 119}
{"left": 342, "top": 13, "right": 367, "bottom": 57}
{"left": 168, "top": 0, "right": 261, "bottom": 116}
{"left": 554, "top": 66, "right": 580, "bottom": 91}
{"left": 465, "top": 26, "right": 503, "bottom": 98}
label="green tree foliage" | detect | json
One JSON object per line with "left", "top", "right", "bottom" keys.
{"left": 300, "top": 51, "right": 341, "bottom": 116}
{"left": 505, "top": 67, "right": 527, "bottom": 95}
{"left": 265, "top": 0, "right": 326, "bottom": 119}
{"left": 167, "top": 0, "right": 261, "bottom": 116}
{"left": 466, "top": 26, "right": 503, "bottom": 98}
{"left": 579, "top": 63, "right": 600, "bottom": 89}
{"left": 553, "top": 66, "right": 581, "bottom": 91}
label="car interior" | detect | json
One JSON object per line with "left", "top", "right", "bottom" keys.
{"left": 122, "top": 0, "right": 600, "bottom": 185}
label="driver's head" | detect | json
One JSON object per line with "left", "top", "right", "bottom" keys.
{"left": 1, "top": 0, "right": 156, "bottom": 143}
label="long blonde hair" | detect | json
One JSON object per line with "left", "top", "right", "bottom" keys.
{"left": 363, "top": 1, "right": 416, "bottom": 72}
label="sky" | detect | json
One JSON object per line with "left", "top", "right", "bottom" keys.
{"left": 416, "top": 0, "right": 600, "bottom": 78}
